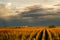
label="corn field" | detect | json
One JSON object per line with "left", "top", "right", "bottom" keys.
{"left": 0, "top": 27, "right": 60, "bottom": 40}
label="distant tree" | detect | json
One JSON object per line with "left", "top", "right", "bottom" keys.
{"left": 48, "top": 24, "right": 56, "bottom": 28}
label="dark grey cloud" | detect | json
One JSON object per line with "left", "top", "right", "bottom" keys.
{"left": 7, "top": 5, "right": 60, "bottom": 23}
{"left": 0, "top": 4, "right": 60, "bottom": 26}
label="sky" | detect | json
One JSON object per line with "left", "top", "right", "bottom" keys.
{"left": 0, "top": 0, "right": 60, "bottom": 5}
{"left": 0, "top": 0, "right": 60, "bottom": 26}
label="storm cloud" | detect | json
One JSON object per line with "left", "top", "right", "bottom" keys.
{"left": 0, "top": 4, "right": 60, "bottom": 26}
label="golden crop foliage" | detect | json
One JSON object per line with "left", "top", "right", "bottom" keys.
{"left": 0, "top": 27, "right": 60, "bottom": 40}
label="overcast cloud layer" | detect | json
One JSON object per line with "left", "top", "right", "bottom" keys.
{"left": 0, "top": 0, "right": 60, "bottom": 26}
{"left": 0, "top": 4, "right": 60, "bottom": 26}
{"left": 0, "top": 0, "right": 60, "bottom": 5}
